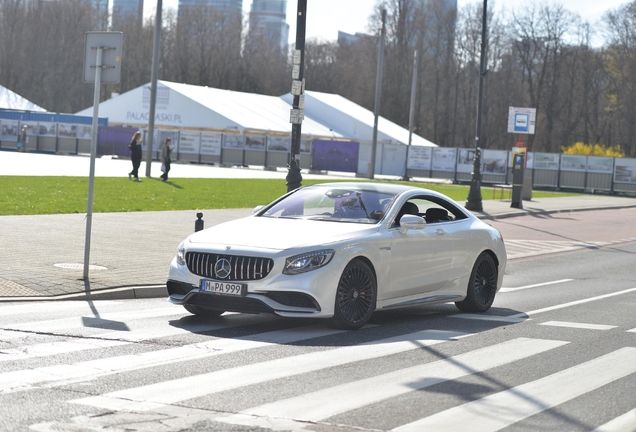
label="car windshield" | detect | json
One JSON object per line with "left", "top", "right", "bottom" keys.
{"left": 260, "top": 186, "right": 397, "bottom": 224}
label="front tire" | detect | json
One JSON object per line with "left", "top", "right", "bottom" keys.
{"left": 183, "top": 304, "right": 225, "bottom": 317}
{"left": 455, "top": 252, "right": 498, "bottom": 313}
{"left": 330, "top": 259, "right": 377, "bottom": 330}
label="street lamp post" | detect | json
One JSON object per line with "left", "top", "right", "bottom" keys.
{"left": 286, "top": 0, "right": 307, "bottom": 192}
{"left": 465, "top": 0, "right": 488, "bottom": 212}
{"left": 369, "top": 9, "right": 387, "bottom": 180}
{"left": 145, "top": 0, "right": 162, "bottom": 177}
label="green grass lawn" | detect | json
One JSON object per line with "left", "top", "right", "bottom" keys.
{"left": 0, "top": 176, "right": 577, "bottom": 216}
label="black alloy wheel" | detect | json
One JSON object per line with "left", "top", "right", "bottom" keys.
{"left": 330, "top": 259, "right": 377, "bottom": 330}
{"left": 455, "top": 252, "right": 498, "bottom": 313}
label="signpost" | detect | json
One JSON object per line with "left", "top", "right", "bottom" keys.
{"left": 286, "top": 0, "right": 307, "bottom": 192}
{"left": 508, "top": 106, "right": 536, "bottom": 202}
{"left": 82, "top": 31, "right": 123, "bottom": 280}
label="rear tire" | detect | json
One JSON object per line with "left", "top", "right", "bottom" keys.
{"left": 183, "top": 304, "right": 225, "bottom": 317}
{"left": 455, "top": 252, "right": 498, "bottom": 313}
{"left": 329, "top": 259, "right": 376, "bottom": 330}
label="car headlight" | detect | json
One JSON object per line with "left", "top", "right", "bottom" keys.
{"left": 283, "top": 249, "right": 335, "bottom": 275}
{"left": 176, "top": 242, "right": 186, "bottom": 266}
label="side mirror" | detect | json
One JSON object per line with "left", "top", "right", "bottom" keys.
{"left": 399, "top": 214, "right": 426, "bottom": 234}
{"left": 252, "top": 205, "right": 265, "bottom": 215}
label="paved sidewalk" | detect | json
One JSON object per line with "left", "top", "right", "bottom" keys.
{"left": 2, "top": 151, "right": 636, "bottom": 301}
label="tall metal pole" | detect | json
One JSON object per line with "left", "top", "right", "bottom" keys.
{"left": 465, "top": 0, "right": 487, "bottom": 212}
{"left": 403, "top": 49, "right": 418, "bottom": 181}
{"left": 145, "top": 0, "right": 162, "bottom": 177}
{"left": 370, "top": 8, "right": 387, "bottom": 180}
{"left": 83, "top": 47, "right": 103, "bottom": 280}
{"left": 286, "top": 0, "right": 307, "bottom": 192}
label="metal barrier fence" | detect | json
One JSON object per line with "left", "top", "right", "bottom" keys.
{"left": 2, "top": 126, "right": 636, "bottom": 196}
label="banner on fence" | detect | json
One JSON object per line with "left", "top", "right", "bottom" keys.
{"left": 407, "top": 146, "right": 432, "bottom": 170}
{"left": 312, "top": 140, "right": 359, "bottom": 172}
{"left": 432, "top": 147, "right": 457, "bottom": 172}
{"left": 200, "top": 132, "right": 222, "bottom": 156}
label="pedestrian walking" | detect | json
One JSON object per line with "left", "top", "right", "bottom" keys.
{"left": 160, "top": 138, "right": 173, "bottom": 182}
{"left": 16, "top": 125, "right": 27, "bottom": 152}
{"left": 128, "top": 131, "right": 142, "bottom": 181}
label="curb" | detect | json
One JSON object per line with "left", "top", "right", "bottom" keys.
{"left": 0, "top": 285, "right": 168, "bottom": 303}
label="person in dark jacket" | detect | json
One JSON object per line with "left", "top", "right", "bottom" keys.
{"left": 128, "top": 131, "right": 142, "bottom": 181}
{"left": 160, "top": 138, "right": 172, "bottom": 182}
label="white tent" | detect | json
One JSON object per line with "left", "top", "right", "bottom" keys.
{"left": 281, "top": 91, "right": 437, "bottom": 147}
{"left": 76, "top": 80, "right": 341, "bottom": 137}
{"left": 0, "top": 85, "right": 46, "bottom": 112}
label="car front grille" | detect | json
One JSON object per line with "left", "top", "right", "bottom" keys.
{"left": 186, "top": 252, "right": 274, "bottom": 281}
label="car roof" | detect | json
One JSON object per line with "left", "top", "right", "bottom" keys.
{"left": 305, "top": 182, "right": 435, "bottom": 196}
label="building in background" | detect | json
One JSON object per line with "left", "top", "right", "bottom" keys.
{"left": 178, "top": 0, "right": 242, "bottom": 17}
{"left": 337, "top": 0, "right": 457, "bottom": 49}
{"left": 248, "top": 0, "right": 289, "bottom": 52}
{"left": 91, "top": 0, "right": 109, "bottom": 29}
{"left": 112, "top": 0, "right": 143, "bottom": 27}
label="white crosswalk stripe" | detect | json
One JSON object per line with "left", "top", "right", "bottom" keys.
{"left": 393, "top": 347, "right": 636, "bottom": 432}
{"left": 2, "top": 300, "right": 634, "bottom": 432}
{"left": 0, "top": 324, "right": 349, "bottom": 394}
{"left": 238, "top": 338, "right": 567, "bottom": 423}
{"left": 71, "top": 329, "right": 471, "bottom": 411}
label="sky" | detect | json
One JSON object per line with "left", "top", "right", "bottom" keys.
{"left": 151, "top": 0, "right": 631, "bottom": 44}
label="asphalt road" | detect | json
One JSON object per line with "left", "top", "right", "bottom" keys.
{"left": 0, "top": 220, "right": 635, "bottom": 432}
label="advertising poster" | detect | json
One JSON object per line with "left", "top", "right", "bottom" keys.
{"left": 141, "top": 129, "right": 161, "bottom": 151}
{"left": 267, "top": 136, "right": 291, "bottom": 152}
{"left": 407, "top": 146, "right": 432, "bottom": 170}
{"left": 245, "top": 135, "right": 266, "bottom": 150}
{"left": 613, "top": 158, "right": 636, "bottom": 184}
{"left": 312, "top": 140, "right": 359, "bottom": 172}
{"left": 560, "top": 155, "right": 587, "bottom": 172}
{"left": 456, "top": 149, "right": 475, "bottom": 173}
{"left": 482, "top": 150, "right": 508, "bottom": 175}
{"left": 0, "top": 119, "right": 19, "bottom": 140}
{"left": 223, "top": 134, "right": 245, "bottom": 149}
{"left": 587, "top": 156, "right": 613, "bottom": 173}
{"left": 38, "top": 122, "right": 57, "bottom": 137}
{"left": 21, "top": 121, "right": 39, "bottom": 137}
{"left": 57, "top": 123, "right": 77, "bottom": 138}
{"left": 200, "top": 132, "right": 222, "bottom": 156}
{"left": 178, "top": 131, "right": 200, "bottom": 154}
{"left": 431, "top": 147, "right": 457, "bottom": 172}
{"left": 77, "top": 124, "right": 92, "bottom": 140}
{"left": 533, "top": 153, "right": 560, "bottom": 170}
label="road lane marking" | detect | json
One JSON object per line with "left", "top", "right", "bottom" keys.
{"left": 592, "top": 408, "right": 636, "bottom": 432}
{"left": 0, "top": 324, "right": 349, "bottom": 394}
{"left": 393, "top": 347, "right": 636, "bottom": 432}
{"left": 71, "top": 329, "right": 472, "bottom": 412}
{"left": 0, "top": 300, "right": 121, "bottom": 317}
{"left": 500, "top": 279, "right": 574, "bottom": 293}
{"left": 540, "top": 321, "right": 617, "bottom": 331}
{"left": 237, "top": 338, "right": 568, "bottom": 423}
{"left": 450, "top": 314, "right": 528, "bottom": 323}
{"left": 5, "top": 307, "right": 184, "bottom": 333}
{"left": 0, "top": 339, "right": 128, "bottom": 362}
{"left": 509, "top": 287, "right": 636, "bottom": 319}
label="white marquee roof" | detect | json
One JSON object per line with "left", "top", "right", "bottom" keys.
{"left": 76, "top": 81, "right": 437, "bottom": 146}
{"left": 76, "top": 80, "right": 340, "bottom": 137}
{"left": 0, "top": 85, "right": 46, "bottom": 112}
{"left": 281, "top": 91, "right": 437, "bottom": 147}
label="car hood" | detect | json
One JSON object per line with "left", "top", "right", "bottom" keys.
{"left": 187, "top": 216, "right": 379, "bottom": 251}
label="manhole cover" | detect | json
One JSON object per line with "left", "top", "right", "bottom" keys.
{"left": 54, "top": 263, "right": 108, "bottom": 271}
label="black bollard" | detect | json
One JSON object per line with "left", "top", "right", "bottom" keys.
{"left": 195, "top": 212, "right": 204, "bottom": 232}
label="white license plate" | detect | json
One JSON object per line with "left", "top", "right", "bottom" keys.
{"left": 201, "top": 280, "right": 246, "bottom": 296}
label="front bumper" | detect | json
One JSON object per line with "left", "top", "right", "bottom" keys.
{"left": 167, "top": 279, "right": 322, "bottom": 316}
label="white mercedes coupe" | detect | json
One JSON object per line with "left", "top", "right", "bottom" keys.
{"left": 167, "top": 182, "right": 506, "bottom": 329}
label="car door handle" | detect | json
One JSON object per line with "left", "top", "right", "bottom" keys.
{"left": 436, "top": 229, "right": 447, "bottom": 236}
